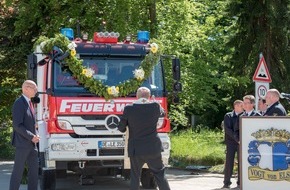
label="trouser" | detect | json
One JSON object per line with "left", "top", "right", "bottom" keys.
{"left": 223, "top": 142, "right": 239, "bottom": 186}
{"left": 9, "top": 146, "right": 39, "bottom": 190}
{"left": 130, "top": 153, "right": 171, "bottom": 190}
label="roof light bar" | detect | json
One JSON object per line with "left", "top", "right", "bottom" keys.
{"left": 94, "top": 32, "right": 120, "bottom": 43}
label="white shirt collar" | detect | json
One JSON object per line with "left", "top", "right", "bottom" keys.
{"left": 22, "top": 94, "right": 30, "bottom": 104}
{"left": 246, "top": 109, "right": 254, "bottom": 116}
{"left": 134, "top": 98, "right": 150, "bottom": 104}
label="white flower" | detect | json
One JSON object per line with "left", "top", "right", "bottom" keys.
{"left": 133, "top": 68, "right": 145, "bottom": 81}
{"left": 107, "top": 86, "right": 119, "bottom": 96}
{"left": 86, "top": 68, "right": 95, "bottom": 77}
{"left": 67, "top": 42, "right": 77, "bottom": 50}
{"left": 82, "top": 68, "right": 95, "bottom": 78}
{"left": 150, "top": 43, "right": 158, "bottom": 53}
{"left": 111, "top": 86, "right": 119, "bottom": 96}
{"left": 40, "top": 41, "right": 47, "bottom": 49}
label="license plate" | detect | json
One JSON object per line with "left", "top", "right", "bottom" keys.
{"left": 98, "top": 140, "right": 125, "bottom": 149}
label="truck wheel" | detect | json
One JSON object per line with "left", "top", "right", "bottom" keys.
{"left": 141, "top": 169, "right": 157, "bottom": 189}
{"left": 40, "top": 169, "right": 56, "bottom": 190}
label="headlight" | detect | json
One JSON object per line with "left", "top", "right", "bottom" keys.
{"left": 57, "top": 120, "right": 73, "bottom": 130}
{"left": 156, "top": 117, "right": 165, "bottom": 129}
{"left": 51, "top": 143, "right": 76, "bottom": 151}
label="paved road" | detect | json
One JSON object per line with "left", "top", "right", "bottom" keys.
{"left": 0, "top": 161, "right": 238, "bottom": 190}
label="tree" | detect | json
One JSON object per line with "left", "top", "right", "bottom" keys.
{"left": 156, "top": 0, "right": 240, "bottom": 128}
{"left": 0, "top": 1, "right": 21, "bottom": 158}
{"left": 2, "top": 0, "right": 289, "bottom": 137}
{"left": 224, "top": 0, "right": 290, "bottom": 96}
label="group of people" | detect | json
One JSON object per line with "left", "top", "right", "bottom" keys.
{"left": 10, "top": 80, "right": 170, "bottom": 190}
{"left": 10, "top": 79, "right": 288, "bottom": 190}
{"left": 222, "top": 88, "right": 287, "bottom": 189}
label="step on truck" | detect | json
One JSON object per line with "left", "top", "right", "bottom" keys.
{"left": 27, "top": 28, "right": 181, "bottom": 190}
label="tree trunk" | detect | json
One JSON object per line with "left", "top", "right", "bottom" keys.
{"left": 148, "top": 0, "right": 157, "bottom": 37}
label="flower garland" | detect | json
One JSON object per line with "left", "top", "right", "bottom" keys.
{"left": 35, "top": 34, "right": 160, "bottom": 100}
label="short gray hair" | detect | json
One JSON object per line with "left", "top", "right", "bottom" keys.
{"left": 267, "top": 88, "right": 281, "bottom": 99}
{"left": 136, "top": 87, "right": 151, "bottom": 99}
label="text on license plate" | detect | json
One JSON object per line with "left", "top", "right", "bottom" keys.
{"left": 98, "top": 140, "right": 125, "bottom": 149}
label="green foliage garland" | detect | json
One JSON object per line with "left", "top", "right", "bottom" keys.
{"left": 35, "top": 34, "right": 160, "bottom": 100}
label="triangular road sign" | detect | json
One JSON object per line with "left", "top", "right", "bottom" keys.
{"left": 253, "top": 56, "right": 272, "bottom": 82}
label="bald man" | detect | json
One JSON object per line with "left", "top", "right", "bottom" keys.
{"left": 118, "top": 87, "right": 171, "bottom": 190}
{"left": 10, "top": 80, "right": 40, "bottom": 190}
{"left": 264, "top": 88, "right": 287, "bottom": 116}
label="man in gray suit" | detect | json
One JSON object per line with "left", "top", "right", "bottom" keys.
{"left": 10, "top": 80, "right": 40, "bottom": 190}
{"left": 118, "top": 87, "right": 171, "bottom": 190}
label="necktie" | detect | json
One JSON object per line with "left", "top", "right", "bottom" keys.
{"left": 29, "top": 101, "right": 35, "bottom": 117}
{"left": 29, "top": 101, "right": 38, "bottom": 136}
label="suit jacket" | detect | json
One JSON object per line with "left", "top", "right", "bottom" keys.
{"left": 11, "top": 95, "right": 37, "bottom": 148}
{"left": 264, "top": 101, "right": 287, "bottom": 116}
{"left": 118, "top": 102, "right": 163, "bottom": 157}
{"left": 224, "top": 111, "right": 241, "bottom": 144}
{"left": 241, "top": 110, "right": 261, "bottom": 117}
{"left": 234, "top": 110, "right": 261, "bottom": 142}
{"left": 259, "top": 110, "right": 266, "bottom": 116}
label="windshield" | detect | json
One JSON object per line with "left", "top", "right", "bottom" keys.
{"left": 53, "top": 57, "right": 165, "bottom": 97}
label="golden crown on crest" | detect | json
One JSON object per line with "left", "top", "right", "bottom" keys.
{"left": 251, "top": 127, "right": 290, "bottom": 143}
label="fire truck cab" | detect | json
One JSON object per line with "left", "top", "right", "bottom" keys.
{"left": 27, "top": 29, "right": 181, "bottom": 190}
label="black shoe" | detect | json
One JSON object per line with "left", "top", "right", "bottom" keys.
{"left": 234, "top": 185, "right": 240, "bottom": 190}
{"left": 221, "top": 185, "right": 230, "bottom": 189}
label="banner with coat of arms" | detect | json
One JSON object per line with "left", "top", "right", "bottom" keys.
{"left": 240, "top": 117, "right": 290, "bottom": 190}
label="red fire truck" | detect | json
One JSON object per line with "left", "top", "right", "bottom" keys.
{"left": 27, "top": 28, "right": 181, "bottom": 190}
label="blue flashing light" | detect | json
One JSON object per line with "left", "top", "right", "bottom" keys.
{"left": 60, "top": 28, "right": 74, "bottom": 40}
{"left": 137, "top": 31, "right": 150, "bottom": 43}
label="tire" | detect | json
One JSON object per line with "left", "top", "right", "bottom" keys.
{"left": 40, "top": 169, "right": 56, "bottom": 190}
{"left": 141, "top": 169, "right": 157, "bottom": 189}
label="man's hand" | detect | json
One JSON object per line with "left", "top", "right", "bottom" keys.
{"left": 32, "top": 135, "right": 40, "bottom": 143}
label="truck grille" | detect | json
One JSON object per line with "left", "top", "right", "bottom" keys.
{"left": 81, "top": 115, "right": 108, "bottom": 120}
{"left": 72, "top": 125, "right": 107, "bottom": 130}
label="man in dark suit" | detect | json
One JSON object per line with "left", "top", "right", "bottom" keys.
{"left": 241, "top": 95, "right": 261, "bottom": 116}
{"left": 232, "top": 95, "right": 261, "bottom": 188}
{"left": 222, "top": 100, "right": 244, "bottom": 189}
{"left": 258, "top": 98, "right": 267, "bottom": 115}
{"left": 118, "top": 87, "right": 171, "bottom": 190}
{"left": 234, "top": 95, "right": 261, "bottom": 142}
{"left": 264, "top": 88, "right": 287, "bottom": 116}
{"left": 10, "top": 80, "right": 40, "bottom": 190}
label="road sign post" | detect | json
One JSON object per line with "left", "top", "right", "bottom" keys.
{"left": 253, "top": 54, "right": 271, "bottom": 110}
{"left": 255, "top": 82, "right": 269, "bottom": 108}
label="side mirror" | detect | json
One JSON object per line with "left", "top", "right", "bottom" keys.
{"left": 27, "top": 53, "right": 37, "bottom": 80}
{"left": 172, "top": 58, "right": 180, "bottom": 81}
